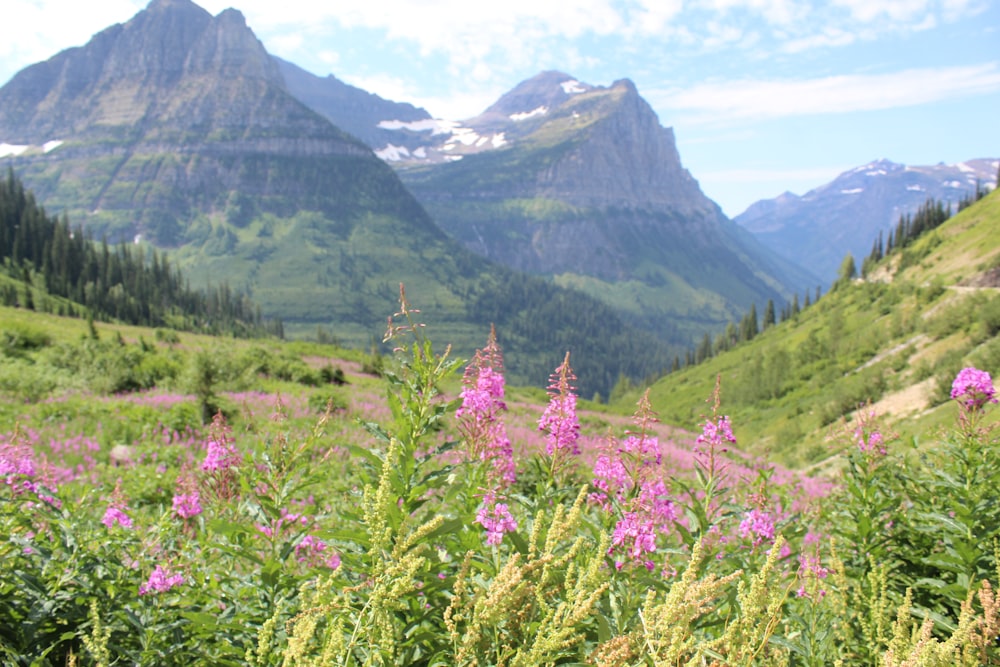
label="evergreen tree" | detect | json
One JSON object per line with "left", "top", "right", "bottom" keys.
{"left": 0, "top": 168, "right": 280, "bottom": 338}
{"left": 836, "top": 253, "right": 857, "bottom": 288}
{"left": 763, "top": 299, "right": 776, "bottom": 329}
{"left": 739, "top": 303, "right": 759, "bottom": 342}
{"left": 695, "top": 332, "right": 712, "bottom": 363}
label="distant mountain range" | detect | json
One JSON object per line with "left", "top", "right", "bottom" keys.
{"left": 8, "top": 0, "right": 945, "bottom": 392}
{"left": 735, "top": 158, "right": 999, "bottom": 285}
{"left": 283, "top": 68, "right": 817, "bottom": 338}
{"left": 0, "top": 0, "right": 685, "bottom": 394}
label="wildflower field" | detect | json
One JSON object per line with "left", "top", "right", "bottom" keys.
{"left": 2, "top": 295, "right": 1000, "bottom": 666}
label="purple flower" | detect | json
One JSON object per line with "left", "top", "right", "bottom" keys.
{"left": 476, "top": 498, "right": 518, "bottom": 546}
{"left": 610, "top": 512, "right": 658, "bottom": 571}
{"left": 139, "top": 565, "right": 184, "bottom": 596}
{"left": 951, "top": 367, "right": 998, "bottom": 411}
{"left": 201, "top": 439, "right": 240, "bottom": 472}
{"left": 592, "top": 452, "right": 629, "bottom": 506}
{"left": 457, "top": 330, "right": 517, "bottom": 487}
{"left": 738, "top": 509, "right": 775, "bottom": 546}
{"left": 637, "top": 479, "right": 678, "bottom": 532}
{"left": 856, "top": 427, "right": 886, "bottom": 456}
{"left": 538, "top": 353, "right": 580, "bottom": 457}
{"left": 295, "top": 535, "right": 341, "bottom": 569}
{"left": 172, "top": 492, "right": 202, "bottom": 519}
{"left": 696, "top": 415, "right": 737, "bottom": 450}
{"left": 101, "top": 505, "right": 133, "bottom": 529}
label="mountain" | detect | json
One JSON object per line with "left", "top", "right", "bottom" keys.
{"left": 640, "top": 188, "right": 1000, "bottom": 469}
{"left": 383, "top": 72, "right": 818, "bottom": 339}
{"left": 735, "top": 158, "right": 999, "bottom": 286}
{"left": 0, "top": 0, "right": 683, "bottom": 396}
{"left": 273, "top": 56, "right": 432, "bottom": 151}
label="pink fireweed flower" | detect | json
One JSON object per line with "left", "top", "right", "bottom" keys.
{"left": 1, "top": 435, "right": 44, "bottom": 499}
{"left": 257, "top": 509, "right": 311, "bottom": 538}
{"left": 593, "top": 392, "right": 664, "bottom": 508}
{"left": 591, "top": 451, "right": 629, "bottom": 507}
{"left": 856, "top": 427, "right": 886, "bottom": 456}
{"left": 476, "top": 497, "right": 518, "bottom": 546}
{"left": 139, "top": 565, "right": 184, "bottom": 596}
{"left": 457, "top": 328, "right": 516, "bottom": 487}
{"left": 172, "top": 492, "right": 202, "bottom": 519}
{"left": 101, "top": 505, "right": 133, "bottom": 529}
{"left": 538, "top": 352, "right": 580, "bottom": 457}
{"left": 693, "top": 411, "right": 737, "bottom": 479}
{"left": 696, "top": 415, "right": 736, "bottom": 450}
{"left": 637, "top": 479, "right": 678, "bottom": 533}
{"left": 738, "top": 508, "right": 775, "bottom": 546}
{"left": 610, "top": 511, "right": 658, "bottom": 571}
{"left": 951, "top": 367, "right": 998, "bottom": 411}
{"left": 201, "top": 439, "right": 240, "bottom": 472}
{"left": 295, "top": 535, "right": 342, "bottom": 570}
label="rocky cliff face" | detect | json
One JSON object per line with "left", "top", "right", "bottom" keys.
{"left": 0, "top": 0, "right": 691, "bottom": 397}
{"left": 0, "top": 0, "right": 385, "bottom": 245}
{"left": 397, "top": 72, "right": 816, "bottom": 336}
{"left": 736, "top": 158, "right": 1000, "bottom": 284}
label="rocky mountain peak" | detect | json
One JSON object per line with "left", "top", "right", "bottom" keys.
{"left": 476, "top": 71, "right": 593, "bottom": 125}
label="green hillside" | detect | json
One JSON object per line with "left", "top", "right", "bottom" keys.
{"left": 633, "top": 189, "right": 1000, "bottom": 469}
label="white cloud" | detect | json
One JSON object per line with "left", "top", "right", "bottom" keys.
{"left": 0, "top": 0, "right": 143, "bottom": 83}
{"left": 782, "top": 27, "right": 859, "bottom": 52}
{"left": 654, "top": 63, "right": 1000, "bottom": 124}
{"left": 831, "top": 0, "right": 930, "bottom": 23}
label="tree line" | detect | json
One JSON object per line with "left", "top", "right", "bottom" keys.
{"left": 0, "top": 168, "right": 282, "bottom": 338}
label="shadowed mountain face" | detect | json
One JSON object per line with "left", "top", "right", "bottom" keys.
{"left": 385, "top": 72, "right": 818, "bottom": 337}
{"left": 735, "top": 158, "right": 1000, "bottom": 285}
{"left": 0, "top": 0, "right": 689, "bottom": 396}
{"left": 273, "top": 56, "right": 431, "bottom": 152}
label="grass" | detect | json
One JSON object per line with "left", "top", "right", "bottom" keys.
{"left": 632, "top": 190, "right": 1000, "bottom": 469}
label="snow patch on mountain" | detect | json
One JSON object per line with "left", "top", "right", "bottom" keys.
{"left": 841, "top": 188, "right": 863, "bottom": 194}
{"left": 906, "top": 184, "right": 925, "bottom": 192}
{"left": 510, "top": 106, "right": 547, "bottom": 121}
{"left": 0, "top": 143, "right": 29, "bottom": 157}
{"left": 375, "top": 144, "right": 410, "bottom": 161}
{"left": 561, "top": 80, "right": 586, "bottom": 94}
{"left": 43, "top": 140, "right": 63, "bottom": 153}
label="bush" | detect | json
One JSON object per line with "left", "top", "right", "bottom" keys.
{"left": 307, "top": 387, "right": 348, "bottom": 413}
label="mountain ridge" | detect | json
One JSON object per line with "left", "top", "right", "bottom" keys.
{"left": 0, "top": 0, "right": 686, "bottom": 396}
{"left": 390, "top": 72, "right": 818, "bottom": 338}
{"left": 736, "top": 157, "right": 999, "bottom": 285}
{"left": 643, "top": 188, "right": 1000, "bottom": 468}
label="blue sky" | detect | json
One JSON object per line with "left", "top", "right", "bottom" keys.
{"left": 2, "top": 0, "right": 998, "bottom": 216}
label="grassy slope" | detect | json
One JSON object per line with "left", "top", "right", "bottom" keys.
{"left": 628, "top": 190, "right": 1000, "bottom": 470}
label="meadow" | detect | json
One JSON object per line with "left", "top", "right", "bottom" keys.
{"left": 2, "top": 291, "right": 1000, "bottom": 666}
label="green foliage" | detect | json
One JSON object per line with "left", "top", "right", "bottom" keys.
{"left": 643, "top": 191, "right": 1000, "bottom": 467}
{"left": 4, "top": 293, "right": 1000, "bottom": 665}
{"left": 0, "top": 168, "right": 280, "bottom": 339}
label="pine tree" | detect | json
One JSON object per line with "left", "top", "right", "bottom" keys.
{"left": 836, "top": 253, "right": 857, "bottom": 288}
{"left": 696, "top": 333, "right": 712, "bottom": 363}
{"left": 763, "top": 299, "right": 776, "bottom": 329}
